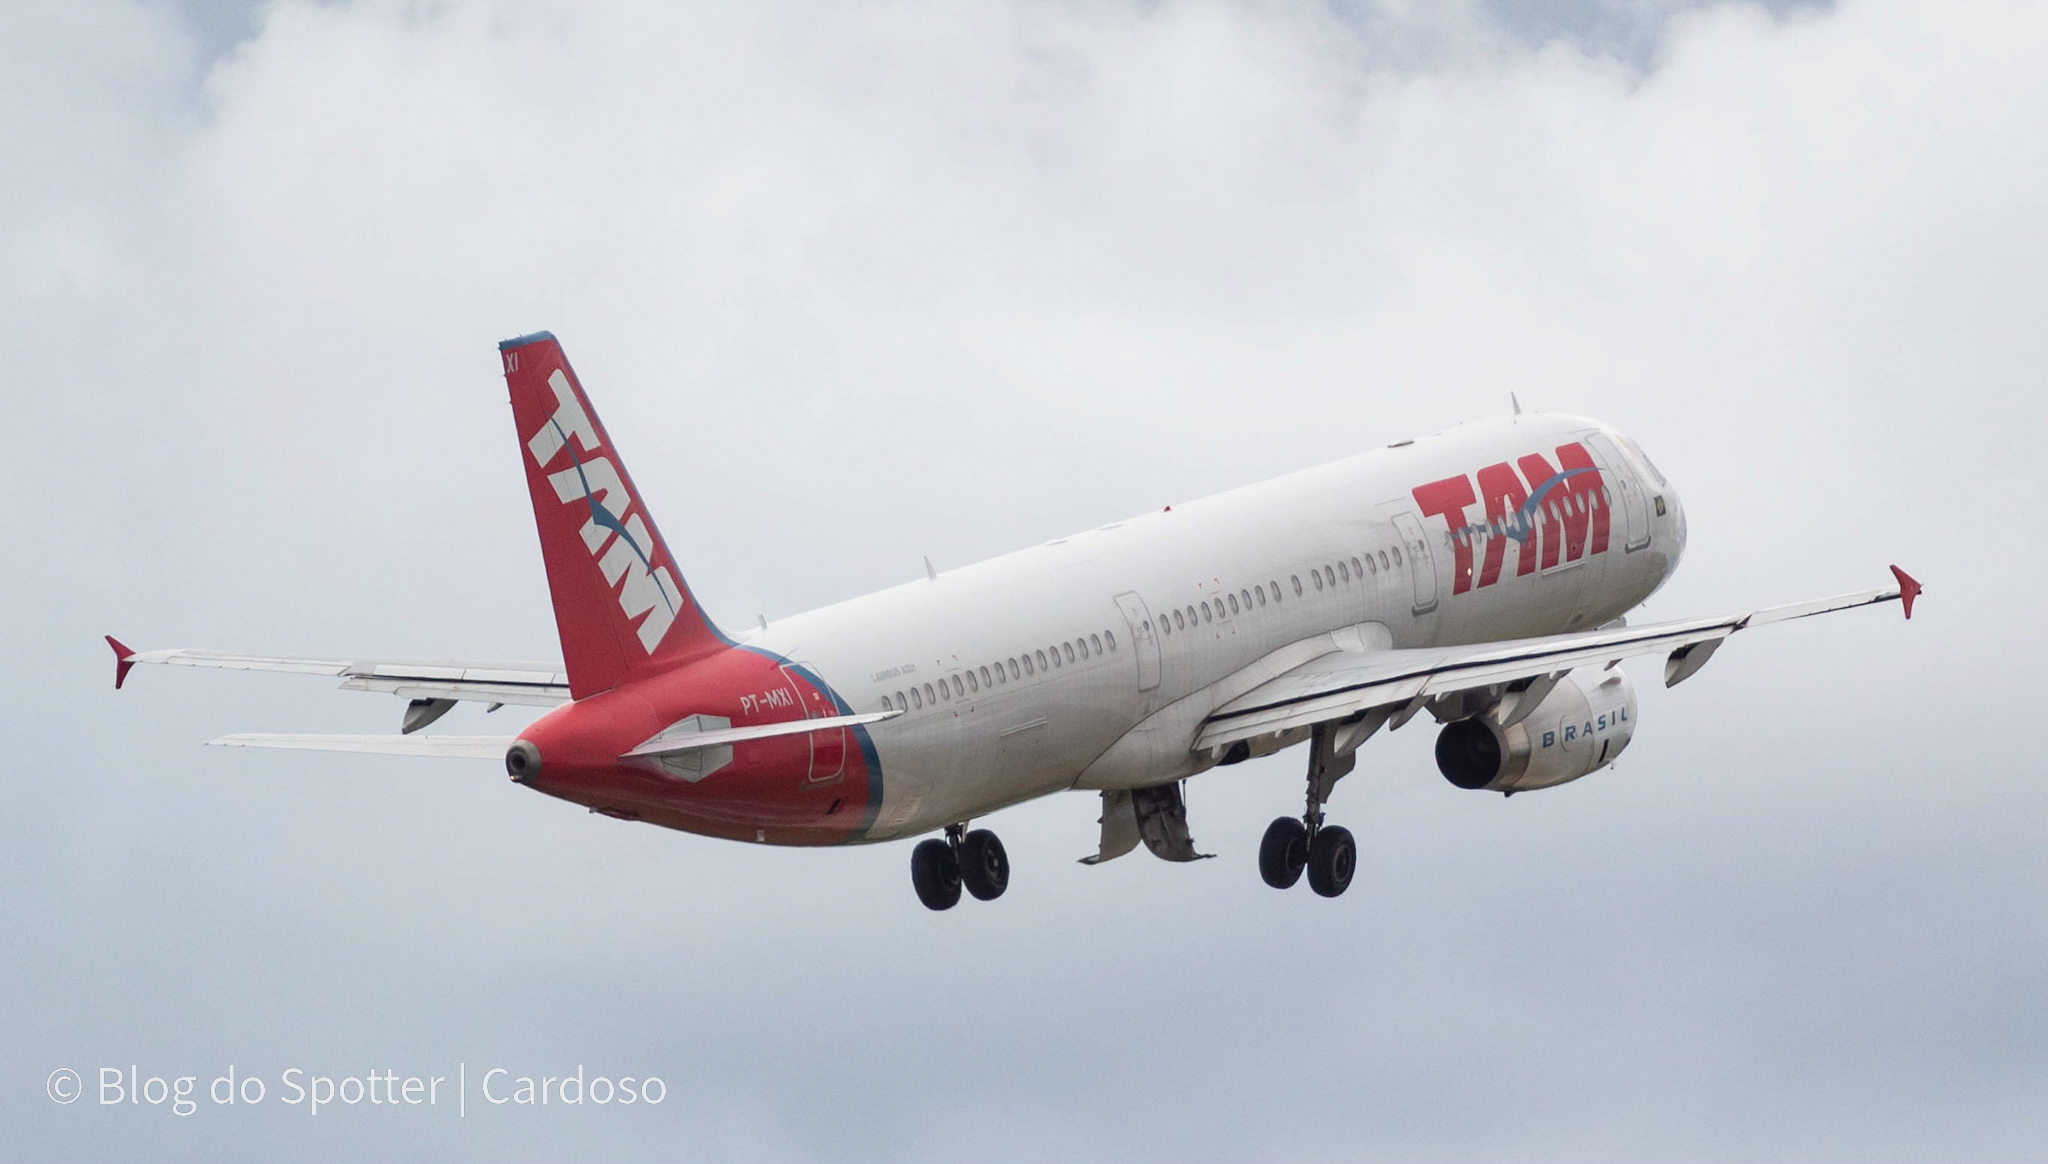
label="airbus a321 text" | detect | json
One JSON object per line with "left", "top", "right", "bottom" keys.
{"left": 110, "top": 333, "right": 1921, "bottom": 909}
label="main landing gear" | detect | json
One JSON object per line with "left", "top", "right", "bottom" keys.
{"left": 911, "top": 823, "right": 1009, "bottom": 911}
{"left": 1260, "top": 720, "right": 1360, "bottom": 898}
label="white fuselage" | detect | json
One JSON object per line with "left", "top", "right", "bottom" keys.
{"left": 743, "top": 413, "right": 1686, "bottom": 840}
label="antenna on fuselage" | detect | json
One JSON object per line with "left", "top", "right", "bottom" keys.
{"left": 1511, "top": 392, "right": 1523, "bottom": 417}
{"left": 923, "top": 555, "right": 938, "bottom": 582}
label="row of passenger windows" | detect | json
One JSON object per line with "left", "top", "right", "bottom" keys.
{"left": 1151, "top": 546, "right": 1408, "bottom": 635}
{"left": 882, "top": 629, "right": 1122, "bottom": 713}
{"left": 883, "top": 538, "right": 1422, "bottom": 713}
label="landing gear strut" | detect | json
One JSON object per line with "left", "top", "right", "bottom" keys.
{"left": 911, "top": 823, "right": 1008, "bottom": 911}
{"left": 1260, "top": 720, "right": 1361, "bottom": 898}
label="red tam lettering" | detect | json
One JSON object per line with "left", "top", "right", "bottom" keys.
{"left": 1413, "top": 475, "right": 1479, "bottom": 595}
{"left": 1517, "top": 444, "right": 1609, "bottom": 565}
{"left": 1474, "top": 462, "right": 1535, "bottom": 588}
{"left": 1553, "top": 442, "right": 1610, "bottom": 555}
{"left": 1516, "top": 452, "right": 1570, "bottom": 567}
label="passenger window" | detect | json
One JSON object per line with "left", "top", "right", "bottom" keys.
{"left": 1312, "top": 570, "right": 1323, "bottom": 591}
{"left": 1338, "top": 560, "right": 1350, "bottom": 583}
{"left": 980, "top": 666, "right": 992, "bottom": 687}
{"left": 1158, "top": 616, "right": 1170, "bottom": 636}
{"left": 1185, "top": 605, "right": 1197, "bottom": 626}
{"left": 953, "top": 675, "right": 965, "bottom": 697}
{"left": 1378, "top": 550, "right": 1389, "bottom": 571}
{"left": 1239, "top": 589, "right": 1251, "bottom": 609}
{"left": 1200, "top": 601, "right": 1212, "bottom": 622}
{"left": 1227, "top": 593, "right": 1240, "bottom": 614}
{"left": 1255, "top": 586, "right": 1266, "bottom": 606}
{"left": 1076, "top": 638, "right": 1089, "bottom": 660}
{"left": 1036, "top": 649, "right": 1048, "bottom": 670}
{"left": 1291, "top": 575, "right": 1303, "bottom": 596}
{"left": 1023, "top": 654, "right": 1035, "bottom": 675}
{"left": 1351, "top": 557, "right": 1363, "bottom": 578}
{"left": 1063, "top": 642, "right": 1076, "bottom": 663}
{"left": 1007, "top": 658, "right": 1020, "bottom": 680}
{"left": 881, "top": 695, "right": 893, "bottom": 711}
{"left": 1049, "top": 646, "right": 1062, "bottom": 668}
{"left": 1105, "top": 630, "right": 1117, "bottom": 651}
{"left": 897, "top": 690, "right": 909, "bottom": 709}
{"left": 911, "top": 687, "right": 924, "bottom": 708}
{"left": 966, "top": 671, "right": 978, "bottom": 693}
{"left": 1173, "top": 609, "right": 1185, "bottom": 630}
{"left": 1090, "top": 633, "right": 1103, "bottom": 654}
{"left": 939, "top": 680, "right": 950, "bottom": 701}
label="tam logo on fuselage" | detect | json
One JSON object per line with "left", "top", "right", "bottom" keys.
{"left": 1413, "top": 441, "right": 1611, "bottom": 596}
{"left": 527, "top": 370, "right": 683, "bottom": 652}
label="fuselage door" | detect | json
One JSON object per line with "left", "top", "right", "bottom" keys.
{"left": 1390, "top": 512, "right": 1440, "bottom": 614}
{"left": 1584, "top": 433, "right": 1651, "bottom": 552}
{"left": 779, "top": 662, "right": 845, "bottom": 785}
{"left": 1113, "top": 592, "right": 1162, "bottom": 692}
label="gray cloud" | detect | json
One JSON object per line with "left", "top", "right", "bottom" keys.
{"left": 4, "top": 0, "right": 2043, "bottom": 1159}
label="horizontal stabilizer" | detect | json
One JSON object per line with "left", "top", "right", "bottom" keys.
{"left": 110, "top": 646, "right": 570, "bottom": 707}
{"left": 209, "top": 734, "right": 517, "bottom": 759}
{"left": 624, "top": 709, "right": 902, "bottom": 758}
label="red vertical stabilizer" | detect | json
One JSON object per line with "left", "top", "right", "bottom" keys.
{"left": 500, "top": 332, "right": 726, "bottom": 698}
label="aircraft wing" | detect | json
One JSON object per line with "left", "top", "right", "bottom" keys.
{"left": 1195, "top": 566, "right": 1920, "bottom": 752}
{"left": 107, "top": 639, "right": 571, "bottom": 709}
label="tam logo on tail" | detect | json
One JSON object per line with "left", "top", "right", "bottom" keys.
{"left": 503, "top": 332, "right": 724, "bottom": 697}
{"left": 526, "top": 370, "right": 682, "bottom": 652}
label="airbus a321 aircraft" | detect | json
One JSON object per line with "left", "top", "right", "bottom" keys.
{"left": 109, "top": 333, "right": 1920, "bottom": 909}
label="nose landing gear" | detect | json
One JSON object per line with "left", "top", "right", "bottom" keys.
{"left": 911, "top": 823, "right": 1008, "bottom": 911}
{"left": 1260, "top": 719, "right": 1365, "bottom": 898}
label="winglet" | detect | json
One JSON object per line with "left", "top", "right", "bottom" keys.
{"left": 106, "top": 635, "right": 137, "bottom": 689}
{"left": 1889, "top": 565, "right": 1921, "bottom": 620}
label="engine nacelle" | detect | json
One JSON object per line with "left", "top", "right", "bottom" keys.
{"left": 1434, "top": 669, "right": 1636, "bottom": 794}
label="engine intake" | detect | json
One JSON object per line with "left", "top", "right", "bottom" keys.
{"left": 1435, "top": 669, "right": 1636, "bottom": 794}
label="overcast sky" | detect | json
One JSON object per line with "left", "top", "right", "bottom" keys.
{"left": 5, "top": 0, "right": 2044, "bottom": 1160}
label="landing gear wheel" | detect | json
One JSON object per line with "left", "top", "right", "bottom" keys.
{"left": 960, "top": 829, "right": 1009, "bottom": 901}
{"left": 1259, "top": 817, "right": 1308, "bottom": 889}
{"left": 910, "top": 837, "right": 962, "bottom": 910}
{"left": 1306, "top": 825, "right": 1357, "bottom": 898}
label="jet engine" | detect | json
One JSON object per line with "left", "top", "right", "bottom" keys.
{"left": 1434, "top": 669, "right": 1637, "bottom": 794}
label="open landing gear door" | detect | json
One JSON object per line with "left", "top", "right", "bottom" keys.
{"left": 1079, "top": 783, "right": 1212, "bottom": 865}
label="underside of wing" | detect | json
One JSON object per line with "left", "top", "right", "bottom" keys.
{"left": 1195, "top": 569, "right": 1916, "bottom": 752}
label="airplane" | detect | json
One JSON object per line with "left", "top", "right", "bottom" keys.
{"left": 108, "top": 332, "right": 1921, "bottom": 910}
